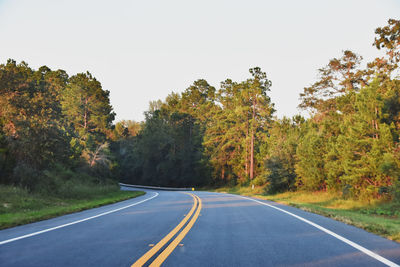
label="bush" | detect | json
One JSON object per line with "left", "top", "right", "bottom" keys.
{"left": 390, "top": 181, "right": 400, "bottom": 202}
{"left": 56, "top": 180, "right": 117, "bottom": 199}
{"left": 12, "top": 164, "right": 41, "bottom": 191}
{"left": 341, "top": 184, "right": 353, "bottom": 199}
{"left": 10, "top": 163, "right": 119, "bottom": 199}
{"left": 39, "top": 165, "right": 118, "bottom": 199}
{"left": 252, "top": 175, "right": 267, "bottom": 186}
{"left": 237, "top": 177, "right": 250, "bottom": 186}
{"left": 264, "top": 157, "right": 297, "bottom": 194}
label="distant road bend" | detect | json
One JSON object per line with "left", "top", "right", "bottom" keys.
{"left": 0, "top": 186, "right": 399, "bottom": 266}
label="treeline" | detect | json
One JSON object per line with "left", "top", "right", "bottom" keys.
{"left": 1, "top": 19, "right": 399, "bottom": 201}
{"left": 119, "top": 19, "right": 400, "bottom": 200}
{"left": 0, "top": 61, "right": 127, "bottom": 196}
{"left": 116, "top": 69, "right": 275, "bottom": 187}
{"left": 289, "top": 19, "right": 400, "bottom": 200}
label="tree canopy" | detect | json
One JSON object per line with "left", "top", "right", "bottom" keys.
{"left": 1, "top": 19, "right": 400, "bottom": 201}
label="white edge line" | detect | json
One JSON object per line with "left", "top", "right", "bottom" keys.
{"left": 0, "top": 192, "right": 159, "bottom": 246}
{"left": 235, "top": 195, "right": 399, "bottom": 267}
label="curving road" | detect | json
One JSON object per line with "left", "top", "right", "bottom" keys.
{"left": 0, "top": 187, "right": 399, "bottom": 266}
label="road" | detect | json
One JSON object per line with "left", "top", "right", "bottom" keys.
{"left": 1, "top": 187, "right": 400, "bottom": 266}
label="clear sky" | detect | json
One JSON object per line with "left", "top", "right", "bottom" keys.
{"left": 0, "top": 0, "right": 399, "bottom": 122}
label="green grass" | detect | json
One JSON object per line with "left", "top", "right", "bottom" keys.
{"left": 209, "top": 185, "right": 400, "bottom": 242}
{"left": 0, "top": 185, "right": 145, "bottom": 229}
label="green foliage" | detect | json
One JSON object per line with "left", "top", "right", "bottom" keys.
{"left": 333, "top": 80, "right": 400, "bottom": 199}
{"left": 112, "top": 120, "right": 141, "bottom": 140}
{"left": 61, "top": 72, "right": 115, "bottom": 169}
{"left": 0, "top": 184, "right": 144, "bottom": 229}
{"left": 252, "top": 175, "right": 267, "bottom": 187}
{"left": 264, "top": 117, "right": 302, "bottom": 194}
{"left": 295, "top": 123, "right": 327, "bottom": 191}
{"left": 115, "top": 70, "right": 274, "bottom": 188}
{"left": 203, "top": 68, "right": 274, "bottom": 184}
{"left": 374, "top": 18, "right": 400, "bottom": 65}
{"left": 62, "top": 72, "right": 115, "bottom": 139}
{"left": 1, "top": 19, "right": 400, "bottom": 204}
{"left": 117, "top": 110, "right": 211, "bottom": 187}
{"left": 0, "top": 59, "right": 117, "bottom": 193}
{"left": 40, "top": 166, "right": 117, "bottom": 199}
{"left": 0, "top": 60, "right": 71, "bottom": 174}
{"left": 299, "top": 50, "right": 365, "bottom": 113}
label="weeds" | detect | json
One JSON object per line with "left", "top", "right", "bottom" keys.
{"left": 0, "top": 184, "right": 144, "bottom": 229}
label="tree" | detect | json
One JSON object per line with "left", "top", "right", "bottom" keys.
{"left": 336, "top": 80, "right": 399, "bottom": 199}
{"left": 121, "top": 109, "right": 209, "bottom": 187}
{"left": 61, "top": 72, "right": 115, "bottom": 164}
{"left": 0, "top": 60, "right": 75, "bottom": 189}
{"left": 179, "top": 79, "right": 216, "bottom": 123}
{"left": 62, "top": 72, "right": 115, "bottom": 140}
{"left": 264, "top": 116, "right": 304, "bottom": 193}
{"left": 0, "top": 61, "right": 70, "bottom": 169}
{"left": 203, "top": 102, "right": 236, "bottom": 183}
{"left": 299, "top": 50, "right": 366, "bottom": 114}
{"left": 246, "top": 67, "right": 274, "bottom": 179}
{"left": 295, "top": 123, "right": 327, "bottom": 191}
{"left": 113, "top": 120, "right": 142, "bottom": 139}
{"left": 203, "top": 68, "right": 274, "bottom": 183}
{"left": 374, "top": 19, "right": 400, "bottom": 65}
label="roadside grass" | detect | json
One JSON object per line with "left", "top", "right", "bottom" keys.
{"left": 210, "top": 185, "right": 400, "bottom": 242}
{"left": 0, "top": 185, "right": 145, "bottom": 230}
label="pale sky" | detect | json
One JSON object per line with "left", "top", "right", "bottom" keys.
{"left": 0, "top": 0, "right": 399, "bottom": 122}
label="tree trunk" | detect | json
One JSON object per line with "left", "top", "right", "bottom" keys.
{"left": 84, "top": 98, "right": 88, "bottom": 130}
{"left": 245, "top": 115, "right": 249, "bottom": 177}
{"left": 375, "top": 106, "right": 379, "bottom": 139}
{"left": 250, "top": 97, "right": 256, "bottom": 180}
{"left": 250, "top": 129, "right": 254, "bottom": 180}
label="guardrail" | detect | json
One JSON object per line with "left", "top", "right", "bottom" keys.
{"left": 119, "top": 182, "right": 195, "bottom": 191}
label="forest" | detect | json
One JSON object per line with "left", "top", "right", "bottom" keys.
{"left": 1, "top": 19, "right": 399, "bottom": 201}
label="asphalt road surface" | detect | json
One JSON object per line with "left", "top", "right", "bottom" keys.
{"left": 1, "top": 187, "right": 400, "bottom": 266}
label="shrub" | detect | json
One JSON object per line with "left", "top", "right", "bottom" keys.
{"left": 12, "top": 164, "right": 40, "bottom": 191}
{"left": 252, "top": 175, "right": 267, "bottom": 186}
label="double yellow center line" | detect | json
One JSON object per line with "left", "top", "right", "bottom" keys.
{"left": 132, "top": 193, "right": 202, "bottom": 267}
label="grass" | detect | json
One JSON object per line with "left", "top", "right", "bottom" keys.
{"left": 210, "top": 185, "right": 400, "bottom": 242}
{"left": 0, "top": 185, "right": 145, "bottom": 229}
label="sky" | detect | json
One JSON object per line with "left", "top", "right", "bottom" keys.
{"left": 0, "top": 0, "right": 399, "bottom": 122}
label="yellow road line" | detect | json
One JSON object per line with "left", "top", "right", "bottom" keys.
{"left": 149, "top": 195, "right": 202, "bottom": 267}
{"left": 131, "top": 193, "right": 198, "bottom": 267}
